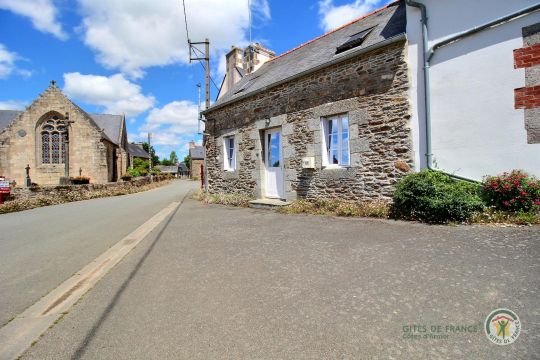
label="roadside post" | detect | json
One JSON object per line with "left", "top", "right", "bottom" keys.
{"left": 200, "top": 164, "right": 204, "bottom": 189}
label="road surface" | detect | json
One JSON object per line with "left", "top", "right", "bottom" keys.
{"left": 0, "top": 180, "right": 197, "bottom": 327}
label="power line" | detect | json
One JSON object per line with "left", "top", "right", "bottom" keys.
{"left": 191, "top": 46, "right": 220, "bottom": 90}
{"left": 182, "top": 0, "right": 190, "bottom": 42}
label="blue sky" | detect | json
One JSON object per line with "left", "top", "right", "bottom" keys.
{"left": 0, "top": 0, "right": 391, "bottom": 160}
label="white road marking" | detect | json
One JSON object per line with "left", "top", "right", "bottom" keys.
{"left": 0, "top": 201, "right": 180, "bottom": 360}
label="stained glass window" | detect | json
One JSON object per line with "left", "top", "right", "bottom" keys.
{"left": 42, "top": 132, "right": 50, "bottom": 164}
{"left": 40, "top": 114, "right": 68, "bottom": 164}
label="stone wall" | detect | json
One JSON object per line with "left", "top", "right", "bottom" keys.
{"left": 0, "top": 85, "right": 112, "bottom": 186}
{"left": 10, "top": 176, "right": 170, "bottom": 201}
{"left": 191, "top": 159, "right": 204, "bottom": 179}
{"left": 204, "top": 41, "right": 413, "bottom": 202}
{"left": 514, "top": 23, "right": 540, "bottom": 144}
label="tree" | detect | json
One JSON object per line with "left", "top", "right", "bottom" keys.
{"left": 184, "top": 154, "right": 191, "bottom": 169}
{"left": 169, "top": 151, "right": 179, "bottom": 164}
{"left": 142, "top": 142, "right": 159, "bottom": 165}
{"left": 160, "top": 159, "right": 173, "bottom": 166}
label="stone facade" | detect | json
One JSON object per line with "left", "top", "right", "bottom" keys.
{"left": 0, "top": 84, "right": 128, "bottom": 186}
{"left": 204, "top": 41, "right": 413, "bottom": 202}
{"left": 514, "top": 23, "right": 540, "bottom": 144}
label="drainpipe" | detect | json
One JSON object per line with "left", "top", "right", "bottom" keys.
{"left": 405, "top": 0, "right": 540, "bottom": 183}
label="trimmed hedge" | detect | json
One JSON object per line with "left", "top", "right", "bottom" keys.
{"left": 391, "top": 170, "right": 484, "bottom": 224}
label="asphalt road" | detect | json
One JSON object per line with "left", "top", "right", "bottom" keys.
{"left": 0, "top": 180, "right": 197, "bottom": 327}
{"left": 20, "top": 199, "right": 540, "bottom": 359}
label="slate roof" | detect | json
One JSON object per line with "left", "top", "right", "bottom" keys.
{"left": 127, "top": 143, "right": 150, "bottom": 159}
{"left": 90, "top": 114, "right": 123, "bottom": 145}
{"left": 155, "top": 165, "right": 179, "bottom": 174}
{"left": 189, "top": 145, "right": 205, "bottom": 159}
{"left": 0, "top": 110, "right": 22, "bottom": 132}
{"left": 178, "top": 162, "right": 189, "bottom": 172}
{"left": 208, "top": 0, "right": 405, "bottom": 111}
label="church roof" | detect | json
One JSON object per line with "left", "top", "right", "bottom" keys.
{"left": 127, "top": 143, "right": 150, "bottom": 159}
{"left": 0, "top": 110, "right": 22, "bottom": 131}
{"left": 90, "top": 114, "right": 123, "bottom": 146}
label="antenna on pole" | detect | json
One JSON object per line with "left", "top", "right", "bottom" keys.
{"left": 248, "top": 0, "right": 252, "bottom": 43}
{"left": 197, "top": 83, "right": 202, "bottom": 134}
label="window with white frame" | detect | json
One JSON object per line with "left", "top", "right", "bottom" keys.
{"left": 321, "top": 114, "right": 350, "bottom": 167}
{"left": 223, "top": 136, "right": 236, "bottom": 171}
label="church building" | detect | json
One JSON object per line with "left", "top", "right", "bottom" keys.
{"left": 0, "top": 81, "right": 137, "bottom": 186}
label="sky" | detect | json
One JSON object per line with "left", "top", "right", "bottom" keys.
{"left": 0, "top": 0, "right": 392, "bottom": 160}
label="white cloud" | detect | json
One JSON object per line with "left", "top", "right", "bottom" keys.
{"left": 0, "top": 99, "right": 28, "bottom": 110}
{"left": 0, "top": 0, "right": 67, "bottom": 40}
{"left": 318, "top": 0, "right": 381, "bottom": 32}
{"left": 63, "top": 72, "right": 155, "bottom": 117}
{"left": 0, "top": 43, "right": 31, "bottom": 79}
{"left": 134, "top": 100, "right": 202, "bottom": 159}
{"left": 77, "top": 0, "right": 270, "bottom": 78}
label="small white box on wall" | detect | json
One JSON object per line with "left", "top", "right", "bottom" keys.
{"left": 302, "top": 157, "right": 315, "bottom": 169}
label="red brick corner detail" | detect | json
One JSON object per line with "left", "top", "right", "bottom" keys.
{"left": 514, "top": 43, "right": 540, "bottom": 69}
{"left": 515, "top": 85, "right": 540, "bottom": 109}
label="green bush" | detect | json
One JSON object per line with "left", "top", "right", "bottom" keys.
{"left": 481, "top": 170, "right": 540, "bottom": 212}
{"left": 126, "top": 168, "right": 140, "bottom": 177}
{"left": 391, "top": 170, "right": 484, "bottom": 224}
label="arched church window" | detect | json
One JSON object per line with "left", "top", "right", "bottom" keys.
{"left": 40, "top": 115, "right": 68, "bottom": 164}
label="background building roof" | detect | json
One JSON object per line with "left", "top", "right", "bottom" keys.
{"left": 209, "top": 1, "right": 405, "bottom": 110}
{"left": 189, "top": 145, "right": 205, "bottom": 159}
{"left": 127, "top": 143, "right": 150, "bottom": 159}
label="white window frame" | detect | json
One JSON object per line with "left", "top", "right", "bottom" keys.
{"left": 321, "top": 114, "right": 350, "bottom": 168}
{"left": 223, "top": 136, "right": 236, "bottom": 171}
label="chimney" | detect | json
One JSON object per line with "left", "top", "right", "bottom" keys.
{"left": 218, "top": 46, "right": 244, "bottom": 99}
{"left": 189, "top": 140, "right": 196, "bottom": 149}
{"left": 243, "top": 43, "right": 275, "bottom": 75}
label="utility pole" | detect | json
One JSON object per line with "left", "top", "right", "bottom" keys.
{"left": 197, "top": 83, "right": 202, "bottom": 134}
{"left": 189, "top": 39, "right": 210, "bottom": 109}
{"left": 148, "top": 132, "right": 152, "bottom": 174}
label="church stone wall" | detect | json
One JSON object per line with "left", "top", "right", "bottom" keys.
{"left": 0, "top": 86, "right": 110, "bottom": 186}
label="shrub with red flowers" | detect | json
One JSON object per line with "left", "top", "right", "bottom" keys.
{"left": 481, "top": 170, "right": 540, "bottom": 212}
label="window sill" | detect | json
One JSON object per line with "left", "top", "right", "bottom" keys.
{"left": 322, "top": 165, "right": 351, "bottom": 170}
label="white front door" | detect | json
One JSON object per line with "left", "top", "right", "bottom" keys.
{"left": 264, "top": 128, "right": 284, "bottom": 199}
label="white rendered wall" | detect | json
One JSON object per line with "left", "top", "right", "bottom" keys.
{"left": 406, "top": 0, "right": 540, "bottom": 180}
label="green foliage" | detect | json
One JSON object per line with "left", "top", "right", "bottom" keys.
{"left": 481, "top": 170, "right": 540, "bottom": 212}
{"left": 391, "top": 170, "right": 484, "bottom": 224}
{"left": 184, "top": 154, "right": 191, "bottom": 169}
{"left": 142, "top": 142, "right": 160, "bottom": 165}
{"left": 160, "top": 159, "right": 173, "bottom": 166}
{"left": 169, "top": 150, "right": 178, "bottom": 164}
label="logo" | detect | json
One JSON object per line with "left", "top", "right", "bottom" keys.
{"left": 485, "top": 308, "right": 521, "bottom": 345}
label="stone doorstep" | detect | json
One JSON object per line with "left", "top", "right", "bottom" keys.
{"left": 249, "top": 198, "right": 291, "bottom": 210}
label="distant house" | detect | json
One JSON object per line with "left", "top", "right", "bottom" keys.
{"left": 178, "top": 162, "right": 189, "bottom": 177}
{"left": 155, "top": 165, "right": 179, "bottom": 177}
{"left": 127, "top": 142, "right": 150, "bottom": 165}
{"left": 189, "top": 141, "right": 205, "bottom": 180}
{"left": 0, "top": 82, "right": 137, "bottom": 185}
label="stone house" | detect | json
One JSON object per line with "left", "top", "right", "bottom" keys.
{"left": 0, "top": 82, "right": 138, "bottom": 185}
{"left": 189, "top": 141, "right": 205, "bottom": 180}
{"left": 202, "top": 1, "right": 411, "bottom": 202}
{"left": 127, "top": 142, "right": 150, "bottom": 165}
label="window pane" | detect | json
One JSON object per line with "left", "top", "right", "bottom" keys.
{"left": 341, "top": 117, "right": 349, "bottom": 165}
{"left": 269, "top": 132, "right": 280, "bottom": 167}
{"left": 42, "top": 132, "right": 50, "bottom": 164}
{"left": 52, "top": 132, "right": 60, "bottom": 164}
